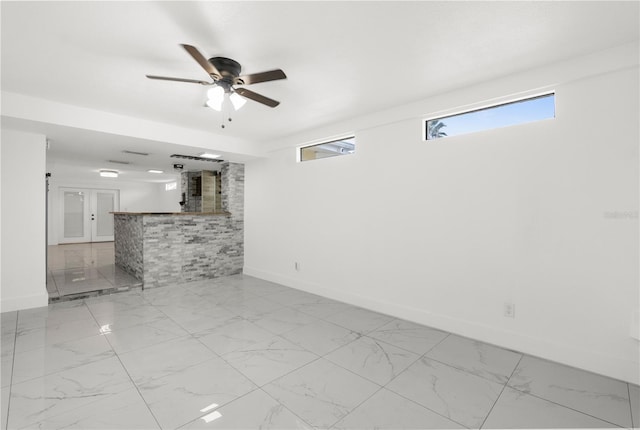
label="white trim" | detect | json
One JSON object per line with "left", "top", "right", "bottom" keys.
{"left": 243, "top": 265, "right": 640, "bottom": 385}
{"left": 0, "top": 292, "right": 49, "bottom": 313}
{"left": 423, "top": 88, "right": 556, "bottom": 123}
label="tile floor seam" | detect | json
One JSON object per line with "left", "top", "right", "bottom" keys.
{"left": 628, "top": 383, "right": 635, "bottom": 429}
{"left": 256, "top": 386, "right": 318, "bottom": 429}
{"left": 423, "top": 331, "right": 452, "bottom": 355}
{"left": 322, "top": 336, "right": 425, "bottom": 389}
{"left": 4, "top": 312, "right": 19, "bottom": 430}
{"left": 314, "top": 350, "right": 386, "bottom": 390}
{"left": 360, "top": 330, "right": 441, "bottom": 357}
{"left": 504, "top": 384, "right": 627, "bottom": 428}
{"left": 8, "top": 267, "right": 638, "bottom": 429}
{"left": 83, "top": 300, "right": 156, "bottom": 429}
{"left": 254, "top": 314, "right": 321, "bottom": 338}
{"left": 319, "top": 334, "right": 364, "bottom": 357}
{"left": 327, "top": 385, "right": 386, "bottom": 429}
{"left": 13, "top": 322, "right": 102, "bottom": 356}
{"left": 84, "top": 303, "right": 163, "bottom": 429}
{"left": 140, "top": 360, "right": 259, "bottom": 429}
{"left": 7, "top": 355, "right": 135, "bottom": 429}
{"left": 8, "top": 338, "right": 117, "bottom": 387}
{"left": 479, "top": 353, "right": 523, "bottom": 429}
{"left": 322, "top": 313, "right": 396, "bottom": 336}
{"left": 512, "top": 349, "right": 637, "bottom": 388}
{"left": 381, "top": 382, "right": 471, "bottom": 429}
{"left": 224, "top": 345, "right": 323, "bottom": 390}
{"left": 290, "top": 351, "right": 463, "bottom": 429}
{"left": 107, "top": 353, "right": 163, "bottom": 429}
{"left": 289, "top": 304, "right": 346, "bottom": 321}
{"left": 420, "top": 353, "right": 518, "bottom": 386}
{"left": 387, "top": 341, "right": 504, "bottom": 429}
{"left": 142, "top": 298, "right": 214, "bottom": 343}
{"left": 171, "top": 387, "right": 262, "bottom": 429}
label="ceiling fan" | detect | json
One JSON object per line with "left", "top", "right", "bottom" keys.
{"left": 146, "top": 44, "right": 286, "bottom": 108}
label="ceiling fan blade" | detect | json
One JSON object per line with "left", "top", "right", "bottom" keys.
{"left": 180, "top": 44, "right": 222, "bottom": 80}
{"left": 146, "top": 75, "right": 211, "bottom": 85}
{"left": 235, "top": 88, "right": 280, "bottom": 108}
{"left": 236, "top": 69, "right": 287, "bottom": 85}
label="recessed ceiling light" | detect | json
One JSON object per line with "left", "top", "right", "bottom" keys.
{"left": 147, "top": 169, "right": 163, "bottom": 174}
{"left": 99, "top": 170, "right": 118, "bottom": 178}
{"left": 198, "top": 152, "right": 222, "bottom": 159}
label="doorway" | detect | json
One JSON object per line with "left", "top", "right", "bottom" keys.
{"left": 59, "top": 188, "right": 120, "bottom": 244}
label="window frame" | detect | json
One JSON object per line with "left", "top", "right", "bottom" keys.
{"left": 297, "top": 135, "right": 356, "bottom": 163}
{"left": 424, "top": 92, "right": 556, "bottom": 141}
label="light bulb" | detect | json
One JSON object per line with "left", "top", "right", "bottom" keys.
{"left": 206, "top": 86, "right": 225, "bottom": 111}
{"left": 207, "top": 86, "right": 224, "bottom": 100}
{"left": 229, "top": 92, "right": 247, "bottom": 110}
{"left": 206, "top": 98, "right": 223, "bottom": 111}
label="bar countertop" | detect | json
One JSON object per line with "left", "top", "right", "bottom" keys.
{"left": 112, "top": 212, "right": 231, "bottom": 216}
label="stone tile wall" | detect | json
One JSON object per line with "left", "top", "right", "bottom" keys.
{"left": 114, "top": 214, "right": 143, "bottom": 280}
{"left": 221, "top": 162, "right": 244, "bottom": 220}
{"left": 141, "top": 214, "right": 243, "bottom": 288}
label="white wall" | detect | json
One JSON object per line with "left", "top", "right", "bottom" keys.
{"left": 47, "top": 169, "right": 181, "bottom": 245}
{"left": 1, "top": 129, "right": 49, "bottom": 312}
{"left": 244, "top": 44, "right": 639, "bottom": 384}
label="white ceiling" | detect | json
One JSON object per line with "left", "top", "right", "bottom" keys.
{"left": 2, "top": 1, "right": 638, "bottom": 180}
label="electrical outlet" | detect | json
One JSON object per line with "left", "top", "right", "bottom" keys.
{"left": 504, "top": 302, "right": 515, "bottom": 318}
{"left": 294, "top": 262, "right": 300, "bottom": 271}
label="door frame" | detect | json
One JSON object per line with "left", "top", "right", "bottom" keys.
{"left": 58, "top": 187, "right": 120, "bottom": 244}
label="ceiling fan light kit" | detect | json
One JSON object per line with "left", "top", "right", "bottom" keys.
{"left": 206, "top": 86, "right": 225, "bottom": 111}
{"left": 147, "top": 44, "right": 286, "bottom": 127}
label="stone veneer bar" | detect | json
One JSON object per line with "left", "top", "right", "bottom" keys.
{"left": 114, "top": 161, "right": 244, "bottom": 288}
{"left": 114, "top": 212, "right": 242, "bottom": 288}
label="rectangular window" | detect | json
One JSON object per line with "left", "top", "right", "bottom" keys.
{"left": 165, "top": 182, "right": 177, "bottom": 191}
{"left": 425, "top": 93, "right": 555, "bottom": 140}
{"left": 299, "top": 136, "right": 355, "bottom": 162}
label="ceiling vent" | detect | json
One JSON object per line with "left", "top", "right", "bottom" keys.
{"left": 170, "top": 154, "right": 224, "bottom": 163}
{"left": 108, "top": 159, "right": 131, "bottom": 165}
{"left": 123, "top": 150, "right": 149, "bottom": 156}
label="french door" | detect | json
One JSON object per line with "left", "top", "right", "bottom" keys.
{"left": 60, "top": 188, "right": 120, "bottom": 243}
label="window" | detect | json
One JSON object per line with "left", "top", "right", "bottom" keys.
{"left": 165, "top": 182, "right": 177, "bottom": 191}
{"left": 299, "top": 136, "right": 355, "bottom": 162}
{"left": 425, "top": 93, "right": 555, "bottom": 140}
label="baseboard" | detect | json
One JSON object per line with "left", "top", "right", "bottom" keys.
{"left": 1, "top": 292, "right": 49, "bottom": 313}
{"left": 243, "top": 266, "right": 640, "bottom": 385}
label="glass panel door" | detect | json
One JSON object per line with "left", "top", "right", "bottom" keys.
{"left": 61, "top": 189, "right": 90, "bottom": 243}
{"left": 59, "top": 188, "right": 119, "bottom": 243}
{"left": 91, "top": 190, "right": 119, "bottom": 242}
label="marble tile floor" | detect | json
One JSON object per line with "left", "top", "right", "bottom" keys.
{"left": 1, "top": 274, "right": 638, "bottom": 429}
{"left": 47, "top": 242, "right": 142, "bottom": 302}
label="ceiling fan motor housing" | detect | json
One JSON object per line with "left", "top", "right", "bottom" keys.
{"left": 209, "top": 57, "right": 242, "bottom": 87}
